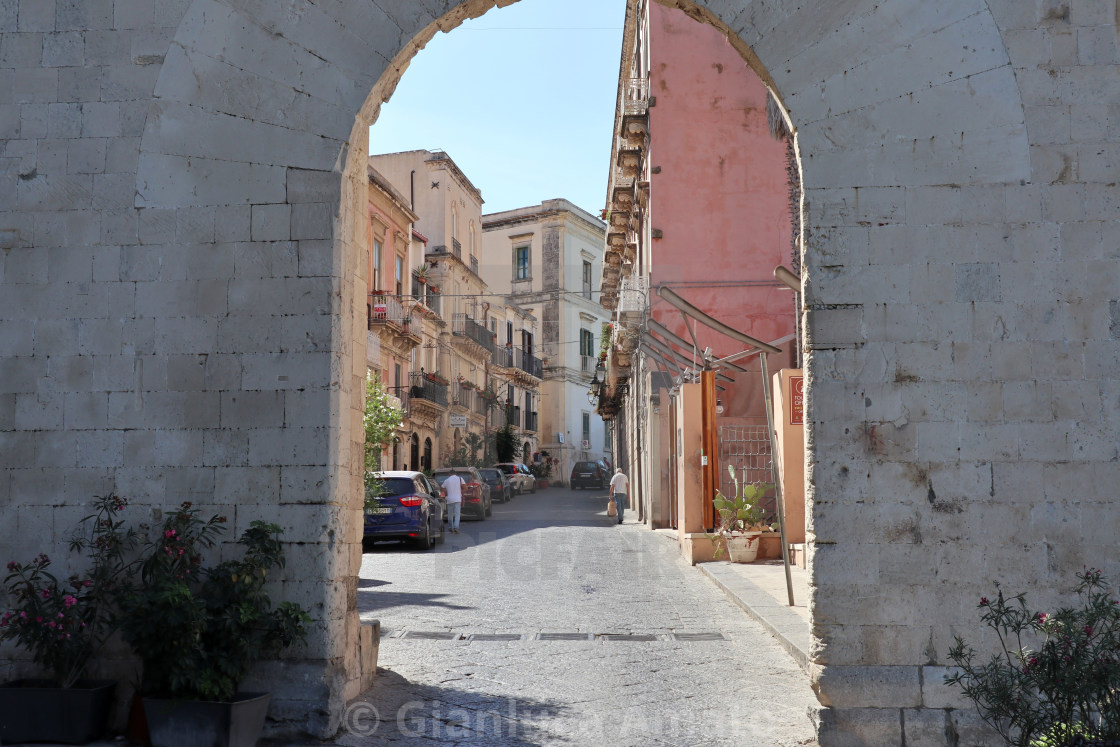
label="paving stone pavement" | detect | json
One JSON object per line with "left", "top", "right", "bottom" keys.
{"left": 325, "top": 487, "right": 819, "bottom": 746}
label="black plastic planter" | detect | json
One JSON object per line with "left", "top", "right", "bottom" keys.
{"left": 0, "top": 679, "right": 116, "bottom": 745}
{"left": 142, "top": 692, "right": 270, "bottom": 747}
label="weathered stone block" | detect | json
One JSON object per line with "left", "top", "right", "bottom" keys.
{"left": 814, "top": 665, "right": 921, "bottom": 709}
{"left": 812, "top": 705, "right": 902, "bottom": 747}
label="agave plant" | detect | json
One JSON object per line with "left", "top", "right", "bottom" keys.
{"left": 713, "top": 465, "right": 772, "bottom": 535}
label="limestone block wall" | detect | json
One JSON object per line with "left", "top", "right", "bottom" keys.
{"left": 1, "top": 0, "right": 1118, "bottom": 742}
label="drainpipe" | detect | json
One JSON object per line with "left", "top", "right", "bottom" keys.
{"left": 410, "top": 170, "right": 415, "bottom": 209}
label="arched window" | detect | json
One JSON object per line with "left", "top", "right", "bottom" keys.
{"left": 423, "top": 438, "right": 433, "bottom": 471}
{"left": 469, "top": 220, "right": 475, "bottom": 256}
{"left": 451, "top": 205, "right": 458, "bottom": 241}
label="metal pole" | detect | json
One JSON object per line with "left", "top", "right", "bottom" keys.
{"left": 759, "top": 353, "right": 795, "bottom": 607}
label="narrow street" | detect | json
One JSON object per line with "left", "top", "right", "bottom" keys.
{"left": 334, "top": 485, "right": 819, "bottom": 746}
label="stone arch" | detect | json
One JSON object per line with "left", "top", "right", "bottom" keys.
{"left": 127, "top": 0, "right": 1031, "bottom": 739}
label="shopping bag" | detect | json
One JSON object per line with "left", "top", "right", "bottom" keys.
{"left": 607, "top": 498, "right": 617, "bottom": 517}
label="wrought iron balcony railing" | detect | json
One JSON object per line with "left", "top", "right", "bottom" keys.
{"left": 619, "top": 275, "right": 649, "bottom": 315}
{"left": 452, "top": 313, "right": 496, "bottom": 356}
{"left": 452, "top": 237, "right": 462, "bottom": 258}
{"left": 408, "top": 371, "right": 448, "bottom": 407}
{"left": 624, "top": 77, "right": 649, "bottom": 115}
{"left": 473, "top": 391, "right": 488, "bottom": 416}
{"left": 493, "top": 347, "right": 543, "bottom": 379}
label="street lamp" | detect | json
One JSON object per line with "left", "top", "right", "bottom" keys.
{"left": 587, "top": 364, "right": 603, "bottom": 405}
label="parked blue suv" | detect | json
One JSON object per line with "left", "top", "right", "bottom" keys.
{"left": 363, "top": 471, "right": 445, "bottom": 550}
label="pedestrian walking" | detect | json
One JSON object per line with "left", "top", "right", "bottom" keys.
{"left": 443, "top": 472, "right": 464, "bottom": 533}
{"left": 608, "top": 468, "right": 629, "bottom": 525}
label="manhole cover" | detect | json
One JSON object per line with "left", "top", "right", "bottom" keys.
{"left": 402, "top": 631, "right": 459, "bottom": 640}
{"left": 600, "top": 633, "right": 659, "bottom": 642}
{"left": 537, "top": 632, "right": 590, "bottom": 641}
{"left": 672, "top": 632, "right": 728, "bottom": 641}
{"left": 469, "top": 633, "right": 523, "bottom": 641}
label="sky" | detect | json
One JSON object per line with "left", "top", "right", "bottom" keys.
{"left": 368, "top": 0, "right": 627, "bottom": 217}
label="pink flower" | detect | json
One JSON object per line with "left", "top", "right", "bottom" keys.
{"left": 46, "top": 621, "right": 55, "bottom": 628}
{"left": 979, "top": 597, "right": 989, "bottom": 607}
{"left": 1085, "top": 625, "right": 1093, "bottom": 635}
{"left": 6, "top": 561, "right": 17, "bottom": 571}
{"left": 63, "top": 595, "right": 77, "bottom": 608}
{"left": 40, "top": 588, "right": 51, "bottom": 599}
{"left": 83, "top": 580, "right": 92, "bottom": 588}
{"left": 34, "top": 616, "right": 42, "bottom": 623}
{"left": 56, "top": 612, "right": 63, "bottom": 619}
{"left": 1037, "top": 612, "right": 1048, "bottom": 623}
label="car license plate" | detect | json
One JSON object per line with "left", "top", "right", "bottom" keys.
{"left": 580, "top": 473, "right": 591, "bottom": 477}
{"left": 368, "top": 508, "right": 392, "bottom": 515}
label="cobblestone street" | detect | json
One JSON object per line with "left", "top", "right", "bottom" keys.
{"left": 333, "top": 486, "right": 819, "bottom": 746}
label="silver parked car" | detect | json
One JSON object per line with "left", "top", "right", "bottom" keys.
{"left": 493, "top": 462, "right": 535, "bottom": 494}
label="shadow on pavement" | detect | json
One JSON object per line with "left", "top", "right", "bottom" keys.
{"left": 357, "top": 589, "right": 475, "bottom": 613}
{"left": 318, "top": 668, "right": 569, "bottom": 745}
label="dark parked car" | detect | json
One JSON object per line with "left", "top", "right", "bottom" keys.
{"left": 570, "top": 460, "right": 608, "bottom": 490}
{"left": 363, "top": 471, "right": 445, "bottom": 550}
{"left": 479, "top": 467, "right": 512, "bottom": 503}
{"left": 432, "top": 467, "right": 492, "bottom": 519}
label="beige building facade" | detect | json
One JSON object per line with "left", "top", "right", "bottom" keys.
{"left": 481, "top": 200, "right": 611, "bottom": 485}
{"left": 370, "top": 151, "right": 541, "bottom": 467}
{"left": 4, "top": 1, "right": 1120, "bottom": 743}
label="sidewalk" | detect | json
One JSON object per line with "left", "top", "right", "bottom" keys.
{"left": 654, "top": 529, "right": 811, "bottom": 672}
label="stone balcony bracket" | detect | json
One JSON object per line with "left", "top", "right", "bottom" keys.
{"left": 607, "top": 231, "right": 627, "bottom": 248}
{"left": 616, "top": 147, "right": 643, "bottom": 177}
{"left": 622, "top": 114, "right": 648, "bottom": 142}
{"left": 610, "top": 210, "right": 631, "bottom": 229}
{"left": 605, "top": 252, "right": 622, "bottom": 268}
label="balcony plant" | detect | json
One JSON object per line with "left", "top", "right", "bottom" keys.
{"left": 425, "top": 371, "right": 449, "bottom": 386}
{"left": 117, "top": 503, "right": 310, "bottom": 747}
{"left": 414, "top": 263, "right": 430, "bottom": 284}
{"left": 0, "top": 494, "right": 135, "bottom": 745}
{"left": 708, "top": 467, "right": 773, "bottom": 563}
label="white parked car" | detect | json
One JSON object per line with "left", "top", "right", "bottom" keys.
{"left": 493, "top": 463, "right": 536, "bottom": 494}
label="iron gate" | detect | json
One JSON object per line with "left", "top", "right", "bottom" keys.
{"left": 717, "top": 424, "right": 776, "bottom": 519}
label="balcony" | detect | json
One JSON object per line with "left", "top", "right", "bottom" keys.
{"left": 624, "top": 77, "right": 649, "bottom": 115}
{"left": 581, "top": 355, "right": 595, "bottom": 374}
{"left": 473, "top": 392, "right": 489, "bottom": 417}
{"left": 470, "top": 255, "right": 479, "bottom": 275}
{"left": 452, "top": 382, "right": 474, "bottom": 409}
{"left": 493, "top": 346, "right": 543, "bottom": 380}
{"left": 524, "top": 411, "right": 538, "bottom": 432}
{"left": 619, "top": 275, "right": 648, "bottom": 317}
{"left": 452, "top": 237, "right": 461, "bottom": 259}
{"left": 424, "top": 286, "right": 440, "bottom": 316}
{"left": 368, "top": 293, "right": 421, "bottom": 346}
{"left": 408, "top": 371, "right": 448, "bottom": 408}
{"left": 452, "top": 313, "right": 496, "bottom": 359}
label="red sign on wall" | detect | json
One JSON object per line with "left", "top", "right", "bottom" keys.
{"left": 790, "top": 376, "right": 804, "bottom": 426}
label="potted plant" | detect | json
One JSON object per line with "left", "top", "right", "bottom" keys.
{"left": 709, "top": 467, "right": 773, "bottom": 563}
{"left": 0, "top": 494, "right": 135, "bottom": 745}
{"left": 415, "top": 263, "right": 430, "bottom": 284}
{"left": 117, "top": 502, "right": 310, "bottom": 747}
{"left": 529, "top": 461, "right": 552, "bottom": 489}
